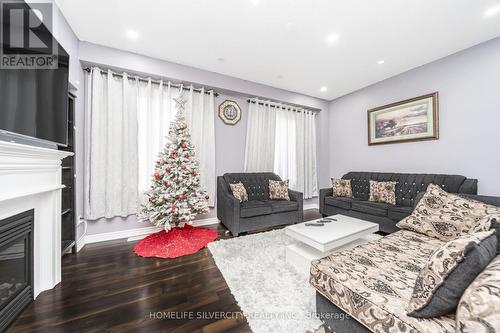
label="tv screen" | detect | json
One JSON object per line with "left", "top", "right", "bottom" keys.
{"left": 0, "top": 2, "right": 69, "bottom": 146}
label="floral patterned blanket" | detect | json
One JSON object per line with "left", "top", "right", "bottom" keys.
{"left": 310, "top": 230, "right": 456, "bottom": 333}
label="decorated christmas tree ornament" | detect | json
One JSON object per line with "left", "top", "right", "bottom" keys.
{"left": 137, "top": 92, "right": 209, "bottom": 231}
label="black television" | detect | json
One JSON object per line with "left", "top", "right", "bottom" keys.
{"left": 0, "top": 2, "right": 69, "bottom": 146}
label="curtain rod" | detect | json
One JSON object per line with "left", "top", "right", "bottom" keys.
{"left": 84, "top": 67, "right": 219, "bottom": 97}
{"left": 247, "top": 99, "right": 318, "bottom": 113}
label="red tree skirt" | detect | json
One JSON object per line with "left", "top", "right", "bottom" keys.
{"left": 133, "top": 224, "right": 218, "bottom": 259}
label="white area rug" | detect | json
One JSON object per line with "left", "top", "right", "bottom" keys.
{"left": 208, "top": 229, "right": 381, "bottom": 333}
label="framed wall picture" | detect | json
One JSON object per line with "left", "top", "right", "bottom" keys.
{"left": 367, "top": 92, "right": 439, "bottom": 145}
{"left": 218, "top": 100, "right": 241, "bottom": 125}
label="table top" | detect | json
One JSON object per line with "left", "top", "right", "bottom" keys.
{"left": 285, "top": 214, "right": 379, "bottom": 252}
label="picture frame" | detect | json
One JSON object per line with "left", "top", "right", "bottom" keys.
{"left": 367, "top": 92, "right": 439, "bottom": 145}
{"left": 218, "top": 100, "right": 241, "bottom": 125}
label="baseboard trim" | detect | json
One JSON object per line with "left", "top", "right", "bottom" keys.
{"left": 79, "top": 217, "right": 220, "bottom": 248}
{"left": 304, "top": 203, "right": 319, "bottom": 210}
{"left": 76, "top": 234, "right": 86, "bottom": 252}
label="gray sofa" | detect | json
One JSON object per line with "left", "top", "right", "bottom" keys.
{"left": 315, "top": 193, "right": 500, "bottom": 333}
{"left": 319, "top": 172, "right": 478, "bottom": 233}
{"left": 217, "top": 172, "right": 303, "bottom": 236}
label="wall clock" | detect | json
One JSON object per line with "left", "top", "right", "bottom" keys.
{"left": 218, "top": 100, "right": 241, "bottom": 125}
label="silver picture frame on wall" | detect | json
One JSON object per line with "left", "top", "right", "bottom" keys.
{"left": 367, "top": 92, "right": 439, "bottom": 145}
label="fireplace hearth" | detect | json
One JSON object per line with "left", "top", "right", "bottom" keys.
{"left": 0, "top": 210, "right": 34, "bottom": 331}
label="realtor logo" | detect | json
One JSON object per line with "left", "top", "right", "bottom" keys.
{"left": 0, "top": 0, "right": 57, "bottom": 69}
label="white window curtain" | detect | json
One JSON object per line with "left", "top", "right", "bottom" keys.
{"left": 244, "top": 100, "right": 276, "bottom": 172}
{"left": 84, "top": 69, "right": 139, "bottom": 220}
{"left": 244, "top": 99, "right": 318, "bottom": 198}
{"left": 85, "top": 67, "right": 216, "bottom": 220}
{"left": 137, "top": 83, "right": 216, "bottom": 206}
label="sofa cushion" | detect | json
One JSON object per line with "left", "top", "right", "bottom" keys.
{"left": 369, "top": 180, "right": 397, "bottom": 205}
{"left": 332, "top": 178, "right": 353, "bottom": 198}
{"left": 407, "top": 230, "right": 497, "bottom": 318}
{"left": 269, "top": 200, "right": 298, "bottom": 214}
{"left": 269, "top": 179, "right": 290, "bottom": 200}
{"left": 351, "top": 201, "right": 389, "bottom": 217}
{"left": 324, "top": 196, "right": 355, "bottom": 210}
{"left": 342, "top": 171, "right": 468, "bottom": 207}
{"left": 310, "top": 230, "right": 455, "bottom": 333}
{"left": 397, "top": 184, "right": 500, "bottom": 241}
{"left": 223, "top": 172, "right": 281, "bottom": 201}
{"left": 229, "top": 182, "right": 248, "bottom": 202}
{"left": 240, "top": 200, "right": 273, "bottom": 218}
{"left": 456, "top": 255, "right": 500, "bottom": 333}
{"left": 388, "top": 205, "right": 413, "bottom": 222}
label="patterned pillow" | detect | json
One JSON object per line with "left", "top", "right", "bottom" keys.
{"left": 456, "top": 255, "right": 500, "bottom": 333}
{"left": 331, "top": 178, "right": 352, "bottom": 198}
{"left": 229, "top": 182, "right": 248, "bottom": 202}
{"left": 269, "top": 179, "right": 290, "bottom": 200}
{"left": 368, "top": 180, "right": 397, "bottom": 205}
{"left": 397, "top": 184, "right": 500, "bottom": 241}
{"left": 407, "top": 230, "right": 497, "bottom": 318}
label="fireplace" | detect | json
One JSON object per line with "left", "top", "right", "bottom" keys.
{"left": 0, "top": 210, "right": 34, "bottom": 331}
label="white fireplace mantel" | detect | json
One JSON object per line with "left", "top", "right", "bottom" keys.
{"left": 0, "top": 141, "right": 73, "bottom": 298}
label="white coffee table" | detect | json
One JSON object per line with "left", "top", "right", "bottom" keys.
{"left": 285, "top": 214, "right": 379, "bottom": 275}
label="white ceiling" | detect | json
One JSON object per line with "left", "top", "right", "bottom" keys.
{"left": 56, "top": 0, "right": 500, "bottom": 100}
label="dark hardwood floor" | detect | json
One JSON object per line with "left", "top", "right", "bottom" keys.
{"left": 8, "top": 210, "right": 322, "bottom": 333}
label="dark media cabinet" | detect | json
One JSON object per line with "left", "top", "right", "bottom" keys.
{"left": 59, "top": 93, "right": 76, "bottom": 254}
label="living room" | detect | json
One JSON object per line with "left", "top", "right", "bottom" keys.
{"left": 0, "top": 0, "right": 499, "bottom": 332}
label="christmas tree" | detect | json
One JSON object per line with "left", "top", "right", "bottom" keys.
{"left": 138, "top": 94, "right": 209, "bottom": 230}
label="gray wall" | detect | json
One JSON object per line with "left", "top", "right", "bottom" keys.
{"left": 328, "top": 37, "right": 500, "bottom": 196}
{"left": 78, "top": 43, "right": 329, "bottom": 236}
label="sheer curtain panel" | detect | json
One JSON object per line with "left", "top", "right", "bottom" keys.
{"left": 244, "top": 99, "right": 276, "bottom": 172}
{"left": 85, "top": 67, "right": 216, "bottom": 220}
{"left": 137, "top": 83, "right": 215, "bottom": 206}
{"left": 84, "top": 68, "right": 139, "bottom": 220}
{"left": 244, "top": 99, "right": 318, "bottom": 198}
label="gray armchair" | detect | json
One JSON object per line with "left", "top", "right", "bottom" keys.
{"left": 217, "top": 172, "right": 303, "bottom": 236}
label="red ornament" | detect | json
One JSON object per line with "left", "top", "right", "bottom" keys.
{"left": 192, "top": 171, "right": 197, "bottom": 176}
{"left": 148, "top": 197, "right": 154, "bottom": 203}
{"left": 181, "top": 165, "right": 187, "bottom": 170}
{"left": 181, "top": 143, "right": 187, "bottom": 148}
{"left": 154, "top": 172, "right": 161, "bottom": 180}
{"left": 171, "top": 150, "right": 178, "bottom": 158}
{"left": 205, "top": 195, "right": 210, "bottom": 200}
{"left": 178, "top": 193, "right": 185, "bottom": 200}
{"left": 185, "top": 153, "right": 189, "bottom": 158}
{"left": 165, "top": 167, "right": 171, "bottom": 173}
{"left": 170, "top": 204, "right": 177, "bottom": 212}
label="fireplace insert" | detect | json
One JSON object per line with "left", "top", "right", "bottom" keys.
{"left": 0, "top": 210, "right": 34, "bottom": 331}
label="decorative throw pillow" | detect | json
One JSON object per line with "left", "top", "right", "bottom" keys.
{"left": 331, "top": 178, "right": 352, "bottom": 198}
{"left": 397, "top": 184, "right": 500, "bottom": 241}
{"left": 269, "top": 179, "right": 290, "bottom": 200}
{"left": 456, "top": 255, "right": 500, "bottom": 333}
{"left": 368, "top": 180, "right": 397, "bottom": 205}
{"left": 406, "top": 230, "right": 497, "bottom": 318}
{"left": 229, "top": 182, "right": 248, "bottom": 202}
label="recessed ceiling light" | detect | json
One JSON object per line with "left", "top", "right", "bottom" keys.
{"left": 325, "top": 33, "right": 339, "bottom": 44}
{"left": 377, "top": 60, "right": 385, "bottom": 65}
{"left": 484, "top": 5, "right": 500, "bottom": 17}
{"left": 217, "top": 57, "right": 225, "bottom": 62}
{"left": 126, "top": 29, "right": 139, "bottom": 40}
{"left": 320, "top": 86, "right": 328, "bottom": 92}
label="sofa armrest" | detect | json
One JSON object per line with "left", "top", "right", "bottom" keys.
{"left": 288, "top": 189, "right": 303, "bottom": 222}
{"left": 319, "top": 187, "right": 333, "bottom": 214}
{"left": 217, "top": 176, "right": 241, "bottom": 235}
{"left": 459, "top": 179, "right": 478, "bottom": 195}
